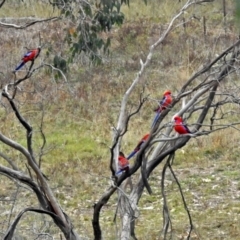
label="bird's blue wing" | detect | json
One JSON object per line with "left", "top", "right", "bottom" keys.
{"left": 24, "top": 51, "right": 32, "bottom": 57}
{"left": 159, "top": 96, "right": 166, "bottom": 105}
{"left": 151, "top": 112, "right": 161, "bottom": 129}
{"left": 183, "top": 124, "right": 191, "bottom": 133}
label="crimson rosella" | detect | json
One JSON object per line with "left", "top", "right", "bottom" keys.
{"left": 173, "top": 116, "right": 191, "bottom": 134}
{"left": 14, "top": 47, "right": 41, "bottom": 72}
{"left": 116, "top": 151, "right": 129, "bottom": 175}
{"left": 127, "top": 133, "right": 150, "bottom": 160}
{"left": 151, "top": 90, "right": 172, "bottom": 128}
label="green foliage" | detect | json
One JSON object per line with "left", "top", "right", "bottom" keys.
{"left": 236, "top": 0, "right": 240, "bottom": 24}
{"left": 50, "top": 0, "right": 129, "bottom": 64}
{"left": 53, "top": 55, "right": 68, "bottom": 77}
{"left": 235, "top": 0, "right": 240, "bottom": 20}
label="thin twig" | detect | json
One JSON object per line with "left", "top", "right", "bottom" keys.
{"left": 0, "top": 17, "right": 59, "bottom": 29}
{"left": 168, "top": 162, "right": 194, "bottom": 240}
{"left": 160, "top": 154, "right": 173, "bottom": 240}
{"left": 0, "top": 0, "right": 6, "bottom": 8}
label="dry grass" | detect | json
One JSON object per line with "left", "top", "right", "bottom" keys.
{"left": 0, "top": 1, "right": 58, "bottom": 18}
{"left": 0, "top": 0, "right": 240, "bottom": 239}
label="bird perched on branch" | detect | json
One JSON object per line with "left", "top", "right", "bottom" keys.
{"left": 173, "top": 116, "right": 191, "bottom": 134}
{"left": 14, "top": 47, "right": 41, "bottom": 72}
{"left": 116, "top": 151, "right": 129, "bottom": 175}
{"left": 151, "top": 90, "right": 172, "bottom": 128}
{"left": 127, "top": 133, "right": 150, "bottom": 160}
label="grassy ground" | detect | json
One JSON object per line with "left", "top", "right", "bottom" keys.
{"left": 0, "top": 0, "right": 240, "bottom": 239}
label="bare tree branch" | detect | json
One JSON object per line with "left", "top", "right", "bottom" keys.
{"left": 3, "top": 208, "right": 65, "bottom": 240}
{"left": 0, "top": 17, "right": 60, "bottom": 29}
{"left": 0, "top": 129, "right": 70, "bottom": 228}
{"left": 13, "top": 60, "right": 39, "bottom": 87}
{"left": 38, "top": 104, "right": 47, "bottom": 169}
{"left": 140, "top": 152, "right": 152, "bottom": 195}
{"left": 181, "top": 39, "right": 240, "bottom": 93}
{"left": 161, "top": 154, "right": 173, "bottom": 240}
{"left": 0, "top": 152, "right": 19, "bottom": 170}
{"left": 110, "top": 92, "right": 148, "bottom": 177}
{"left": 6, "top": 185, "right": 20, "bottom": 230}
{"left": 0, "top": 165, "right": 48, "bottom": 208}
{"left": 168, "top": 162, "right": 194, "bottom": 240}
{"left": 93, "top": 186, "right": 116, "bottom": 240}
{"left": 0, "top": 0, "right": 6, "bottom": 8}
{"left": 43, "top": 63, "right": 68, "bottom": 82}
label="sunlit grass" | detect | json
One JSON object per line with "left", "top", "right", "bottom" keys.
{"left": 0, "top": 1, "right": 59, "bottom": 18}
{"left": 122, "top": 0, "right": 180, "bottom": 22}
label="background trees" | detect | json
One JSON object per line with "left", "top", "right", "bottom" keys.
{"left": 0, "top": 0, "right": 240, "bottom": 239}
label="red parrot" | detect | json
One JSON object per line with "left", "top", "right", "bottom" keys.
{"left": 173, "top": 116, "right": 191, "bottom": 134}
{"left": 116, "top": 151, "right": 129, "bottom": 175}
{"left": 152, "top": 90, "right": 172, "bottom": 128}
{"left": 127, "top": 133, "right": 150, "bottom": 160}
{"left": 14, "top": 47, "right": 41, "bottom": 72}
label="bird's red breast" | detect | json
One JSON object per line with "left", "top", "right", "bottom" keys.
{"left": 174, "top": 116, "right": 191, "bottom": 134}
{"left": 22, "top": 48, "right": 40, "bottom": 62}
{"left": 118, "top": 155, "right": 129, "bottom": 170}
{"left": 154, "top": 91, "right": 172, "bottom": 112}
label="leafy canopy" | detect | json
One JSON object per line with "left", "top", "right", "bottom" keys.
{"left": 51, "top": 0, "right": 132, "bottom": 64}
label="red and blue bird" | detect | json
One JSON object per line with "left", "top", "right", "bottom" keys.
{"left": 173, "top": 116, "right": 191, "bottom": 134}
{"left": 116, "top": 151, "right": 129, "bottom": 175}
{"left": 127, "top": 133, "right": 150, "bottom": 160}
{"left": 14, "top": 47, "right": 41, "bottom": 72}
{"left": 151, "top": 90, "right": 172, "bottom": 128}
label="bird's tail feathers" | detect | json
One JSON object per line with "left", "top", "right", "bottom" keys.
{"left": 151, "top": 112, "right": 161, "bottom": 129}
{"left": 127, "top": 151, "right": 136, "bottom": 160}
{"left": 14, "top": 61, "right": 25, "bottom": 71}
